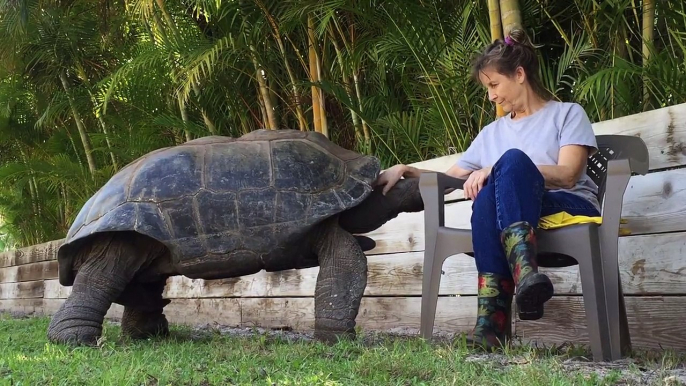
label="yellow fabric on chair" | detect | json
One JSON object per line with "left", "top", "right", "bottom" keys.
{"left": 538, "top": 211, "right": 632, "bottom": 236}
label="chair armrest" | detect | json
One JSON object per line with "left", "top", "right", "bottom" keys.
{"left": 419, "top": 172, "right": 466, "bottom": 228}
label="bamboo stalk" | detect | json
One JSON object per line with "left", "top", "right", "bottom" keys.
{"left": 308, "top": 15, "right": 327, "bottom": 137}
{"left": 642, "top": 0, "right": 655, "bottom": 109}
{"left": 329, "top": 26, "right": 362, "bottom": 140}
{"left": 59, "top": 70, "right": 96, "bottom": 175}
{"left": 499, "top": 0, "right": 522, "bottom": 36}
{"left": 254, "top": 0, "right": 307, "bottom": 131}
{"left": 178, "top": 95, "right": 193, "bottom": 142}
{"left": 251, "top": 45, "right": 278, "bottom": 129}
{"left": 488, "top": 0, "right": 505, "bottom": 118}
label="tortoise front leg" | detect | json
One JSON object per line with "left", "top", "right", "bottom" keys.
{"left": 312, "top": 217, "right": 368, "bottom": 343}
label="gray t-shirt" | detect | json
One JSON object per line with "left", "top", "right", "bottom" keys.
{"left": 456, "top": 100, "right": 600, "bottom": 212}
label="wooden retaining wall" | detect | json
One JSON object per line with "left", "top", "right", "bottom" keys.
{"left": 2, "top": 103, "right": 686, "bottom": 351}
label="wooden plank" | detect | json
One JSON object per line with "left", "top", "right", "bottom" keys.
{"left": 0, "top": 239, "right": 63, "bottom": 268}
{"left": 0, "top": 260, "right": 58, "bottom": 283}
{"left": 621, "top": 168, "right": 686, "bottom": 235}
{"left": 405, "top": 102, "right": 686, "bottom": 173}
{"left": 0, "top": 297, "right": 477, "bottom": 335}
{"left": 159, "top": 232, "right": 686, "bottom": 296}
{"left": 0, "top": 299, "right": 123, "bottom": 320}
{"left": 0, "top": 281, "right": 44, "bottom": 299}
{"left": 36, "top": 231, "right": 686, "bottom": 300}
{"left": 236, "top": 297, "right": 479, "bottom": 333}
{"left": 592, "top": 102, "right": 686, "bottom": 170}
{"left": 515, "top": 296, "right": 686, "bottom": 350}
{"left": 365, "top": 200, "right": 473, "bottom": 255}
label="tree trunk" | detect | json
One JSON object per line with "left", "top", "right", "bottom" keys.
{"left": 499, "top": 0, "right": 522, "bottom": 36}
{"left": 329, "top": 27, "right": 363, "bottom": 140}
{"left": 642, "top": 0, "right": 655, "bottom": 109}
{"left": 18, "top": 145, "right": 38, "bottom": 217}
{"left": 178, "top": 96, "right": 193, "bottom": 142}
{"left": 155, "top": 0, "right": 179, "bottom": 41}
{"left": 84, "top": 87, "right": 118, "bottom": 170}
{"left": 97, "top": 115, "right": 118, "bottom": 170}
{"left": 353, "top": 72, "right": 370, "bottom": 145}
{"left": 255, "top": 0, "right": 307, "bottom": 131}
{"left": 489, "top": 0, "right": 505, "bottom": 118}
{"left": 308, "top": 15, "right": 327, "bottom": 137}
{"left": 59, "top": 70, "right": 96, "bottom": 175}
{"left": 250, "top": 45, "right": 278, "bottom": 129}
{"left": 154, "top": 0, "right": 216, "bottom": 135}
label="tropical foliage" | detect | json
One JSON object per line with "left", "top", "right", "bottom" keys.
{"left": 0, "top": 0, "right": 684, "bottom": 248}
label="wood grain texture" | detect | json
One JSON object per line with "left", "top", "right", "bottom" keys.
{"left": 0, "top": 281, "right": 44, "bottom": 299}
{"left": 592, "top": 102, "right": 686, "bottom": 170}
{"left": 621, "top": 168, "right": 686, "bottom": 235}
{"left": 515, "top": 296, "right": 686, "bottom": 350}
{"left": 0, "top": 299, "right": 122, "bottom": 319}
{"left": 0, "top": 239, "right": 63, "bottom": 268}
{"left": 0, "top": 297, "right": 478, "bottom": 334}
{"left": 0, "top": 261, "right": 58, "bottom": 283}
{"left": 28, "top": 231, "right": 686, "bottom": 300}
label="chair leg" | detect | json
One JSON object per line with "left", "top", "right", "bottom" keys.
{"left": 577, "top": 242, "right": 613, "bottom": 361}
{"left": 420, "top": 240, "right": 445, "bottom": 340}
{"left": 601, "top": 253, "right": 631, "bottom": 360}
{"left": 617, "top": 275, "right": 632, "bottom": 356}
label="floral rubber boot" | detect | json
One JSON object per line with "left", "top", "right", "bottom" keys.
{"left": 501, "top": 221, "right": 554, "bottom": 320}
{"left": 462, "top": 272, "right": 514, "bottom": 350}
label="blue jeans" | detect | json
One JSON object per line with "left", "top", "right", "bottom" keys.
{"left": 470, "top": 148, "right": 600, "bottom": 277}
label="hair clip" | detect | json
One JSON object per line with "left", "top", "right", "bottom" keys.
{"left": 504, "top": 36, "right": 514, "bottom": 46}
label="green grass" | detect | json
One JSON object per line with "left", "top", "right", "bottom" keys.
{"left": 0, "top": 313, "right": 683, "bottom": 385}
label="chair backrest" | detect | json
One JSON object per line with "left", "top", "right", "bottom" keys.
{"left": 585, "top": 134, "right": 650, "bottom": 208}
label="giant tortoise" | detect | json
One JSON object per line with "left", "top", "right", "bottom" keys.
{"left": 47, "top": 129, "right": 425, "bottom": 345}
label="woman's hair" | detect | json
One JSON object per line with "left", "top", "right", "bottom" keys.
{"left": 471, "top": 29, "right": 554, "bottom": 101}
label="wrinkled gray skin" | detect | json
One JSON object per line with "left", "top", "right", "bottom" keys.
{"left": 47, "top": 129, "right": 424, "bottom": 346}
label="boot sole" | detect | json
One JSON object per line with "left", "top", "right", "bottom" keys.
{"left": 516, "top": 273, "right": 554, "bottom": 320}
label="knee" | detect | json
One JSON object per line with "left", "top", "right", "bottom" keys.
{"left": 493, "top": 149, "right": 542, "bottom": 180}
{"left": 471, "top": 183, "right": 496, "bottom": 226}
{"left": 498, "top": 148, "right": 534, "bottom": 167}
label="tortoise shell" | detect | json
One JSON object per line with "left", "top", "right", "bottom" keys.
{"left": 57, "top": 129, "right": 380, "bottom": 284}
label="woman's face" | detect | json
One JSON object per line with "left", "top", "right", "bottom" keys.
{"left": 478, "top": 65, "right": 527, "bottom": 113}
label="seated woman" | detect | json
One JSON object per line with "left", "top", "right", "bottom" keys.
{"left": 374, "top": 29, "right": 601, "bottom": 349}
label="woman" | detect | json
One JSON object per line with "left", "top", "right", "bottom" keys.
{"left": 374, "top": 29, "right": 601, "bottom": 349}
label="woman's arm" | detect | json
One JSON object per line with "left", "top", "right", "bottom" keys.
{"left": 537, "top": 144, "right": 590, "bottom": 189}
{"left": 399, "top": 164, "right": 473, "bottom": 179}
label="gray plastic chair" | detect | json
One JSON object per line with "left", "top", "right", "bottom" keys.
{"left": 418, "top": 134, "right": 649, "bottom": 361}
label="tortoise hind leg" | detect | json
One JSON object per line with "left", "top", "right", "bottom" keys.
{"left": 47, "top": 232, "right": 165, "bottom": 346}
{"left": 311, "top": 216, "right": 368, "bottom": 343}
{"left": 117, "top": 280, "right": 171, "bottom": 340}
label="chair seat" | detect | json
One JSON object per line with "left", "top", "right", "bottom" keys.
{"left": 435, "top": 222, "right": 600, "bottom": 268}
{"left": 537, "top": 222, "right": 600, "bottom": 268}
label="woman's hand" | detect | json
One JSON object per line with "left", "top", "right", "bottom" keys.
{"left": 373, "top": 164, "right": 408, "bottom": 195}
{"left": 464, "top": 167, "right": 491, "bottom": 200}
